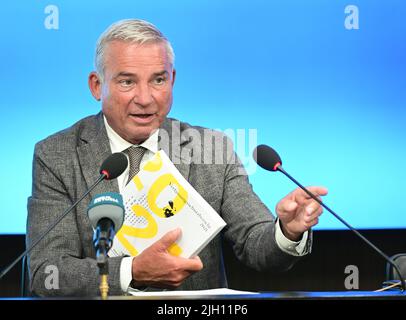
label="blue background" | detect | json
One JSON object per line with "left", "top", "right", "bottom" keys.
{"left": 1, "top": 0, "right": 405, "bottom": 233}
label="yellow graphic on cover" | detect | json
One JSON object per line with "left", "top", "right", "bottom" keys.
{"left": 113, "top": 151, "right": 188, "bottom": 257}
{"left": 109, "top": 150, "right": 226, "bottom": 259}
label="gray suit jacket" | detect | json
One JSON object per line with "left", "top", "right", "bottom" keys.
{"left": 27, "top": 112, "right": 311, "bottom": 296}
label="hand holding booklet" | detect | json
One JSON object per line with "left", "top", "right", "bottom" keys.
{"left": 109, "top": 150, "right": 227, "bottom": 258}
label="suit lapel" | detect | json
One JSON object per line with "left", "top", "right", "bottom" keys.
{"left": 159, "top": 118, "right": 192, "bottom": 181}
{"left": 76, "top": 113, "right": 120, "bottom": 197}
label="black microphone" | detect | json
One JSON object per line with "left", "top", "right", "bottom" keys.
{"left": 87, "top": 192, "right": 125, "bottom": 268}
{"left": 253, "top": 144, "right": 406, "bottom": 291}
{"left": 0, "top": 152, "right": 128, "bottom": 281}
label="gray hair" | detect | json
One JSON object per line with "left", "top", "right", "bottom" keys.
{"left": 94, "top": 19, "right": 175, "bottom": 82}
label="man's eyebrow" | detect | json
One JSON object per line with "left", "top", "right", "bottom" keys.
{"left": 114, "top": 72, "right": 137, "bottom": 79}
{"left": 153, "top": 70, "right": 169, "bottom": 77}
{"left": 114, "top": 71, "right": 169, "bottom": 79}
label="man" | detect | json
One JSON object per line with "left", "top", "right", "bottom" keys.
{"left": 27, "top": 19, "right": 327, "bottom": 296}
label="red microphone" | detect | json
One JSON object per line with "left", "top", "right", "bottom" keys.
{"left": 100, "top": 152, "right": 128, "bottom": 180}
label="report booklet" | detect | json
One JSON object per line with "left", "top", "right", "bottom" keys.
{"left": 109, "top": 150, "right": 227, "bottom": 258}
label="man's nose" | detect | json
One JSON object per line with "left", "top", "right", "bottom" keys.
{"left": 133, "top": 83, "right": 153, "bottom": 106}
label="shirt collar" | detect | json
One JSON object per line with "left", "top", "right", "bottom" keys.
{"left": 103, "top": 115, "right": 159, "bottom": 154}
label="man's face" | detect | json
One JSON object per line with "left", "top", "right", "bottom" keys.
{"left": 92, "top": 40, "right": 175, "bottom": 144}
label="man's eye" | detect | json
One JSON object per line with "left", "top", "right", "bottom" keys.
{"left": 119, "top": 79, "right": 134, "bottom": 87}
{"left": 154, "top": 77, "right": 166, "bottom": 85}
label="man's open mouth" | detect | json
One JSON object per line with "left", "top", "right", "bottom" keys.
{"left": 130, "top": 113, "right": 156, "bottom": 123}
{"left": 133, "top": 114, "right": 153, "bottom": 118}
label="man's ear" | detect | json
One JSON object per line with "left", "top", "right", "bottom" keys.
{"left": 88, "top": 72, "right": 102, "bottom": 101}
{"left": 171, "top": 69, "right": 176, "bottom": 87}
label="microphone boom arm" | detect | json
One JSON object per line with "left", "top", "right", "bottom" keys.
{"left": 0, "top": 173, "right": 106, "bottom": 281}
{"left": 277, "top": 165, "right": 406, "bottom": 292}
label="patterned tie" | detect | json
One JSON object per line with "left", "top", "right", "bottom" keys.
{"left": 124, "top": 146, "right": 147, "bottom": 184}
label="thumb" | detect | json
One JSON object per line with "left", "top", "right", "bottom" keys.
{"left": 158, "top": 228, "right": 182, "bottom": 250}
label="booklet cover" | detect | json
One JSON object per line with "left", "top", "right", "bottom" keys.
{"left": 109, "top": 150, "right": 227, "bottom": 258}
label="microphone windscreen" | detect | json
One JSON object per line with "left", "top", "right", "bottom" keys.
{"left": 99, "top": 152, "right": 128, "bottom": 180}
{"left": 87, "top": 192, "right": 124, "bottom": 231}
{"left": 253, "top": 144, "right": 282, "bottom": 171}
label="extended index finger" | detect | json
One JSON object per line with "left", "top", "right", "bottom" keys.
{"left": 305, "top": 186, "right": 328, "bottom": 198}
{"left": 296, "top": 186, "right": 328, "bottom": 202}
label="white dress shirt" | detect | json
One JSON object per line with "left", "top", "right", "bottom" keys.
{"left": 103, "top": 116, "right": 308, "bottom": 293}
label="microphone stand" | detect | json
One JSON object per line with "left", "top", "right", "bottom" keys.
{"left": 277, "top": 165, "right": 406, "bottom": 292}
{"left": 97, "top": 254, "right": 109, "bottom": 301}
{"left": 93, "top": 219, "right": 115, "bottom": 300}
